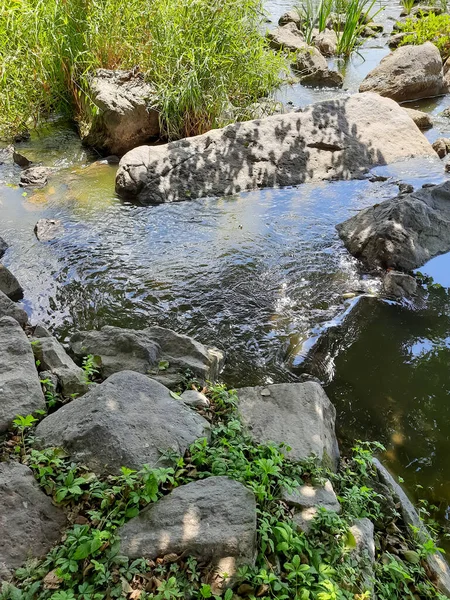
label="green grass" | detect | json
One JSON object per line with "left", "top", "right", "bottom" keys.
{"left": 0, "top": 0, "right": 287, "bottom": 141}
{"left": 397, "top": 13, "right": 450, "bottom": 59}
{"left": 400, "top": 0, "right": 415, "bottom": 15}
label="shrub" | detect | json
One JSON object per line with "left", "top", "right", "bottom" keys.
{"left": 398, "top": 13, "right": 450, "bottom": 59}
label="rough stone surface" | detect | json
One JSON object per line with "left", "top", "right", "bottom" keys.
{"left": 383, "top": 271, "right": 418, "bottom": 298}
{"left": 32, "top": 335, "right": 89, "bottom": 397}
{"left": 0, "top": 264, "right": 23, "bottom": 300}
{"left": 432, "top": 137, "right": 450, "bottom": 158}
{"left": 181, "top": 390, "right": 210, "bottom": 409}
{"left": 0, "top": 289, "right": 28, "bottom": 326}
{"left": 116, "top": 92, "right": 435, "bottom": 204}
{"left": 267, "top": 23, "right": 305, "bottom": 51}
{"left": 374, "top": 458, "right": 450, "bottom": 597}
{"left": 237, "top": 382, "right": 339, "bottom": 470}
{"left": 403, "top": 107, "right": 433, "bottom": 129}
{"left": 35, "top": 370, "right": 210, "bottom": 475}
{"left": 336, "top": 180, "right": 450, "bottom": 271}
{"left": 0, "top": 317, "right": 45, "bottom": 434}
{"left": 70, "top": 325, "right": 224, "bottom": 387}
{"left": 410, "top": 4, "right": 442, "bottom": 16}
{"left": 292, "top": 46, "right": 343, "bottom": 87}
{"left": 13, "top": 151, "right": 31, "bottom": 168}
{"left": 0, "top": 461, "right": 66, "bottom": 578}
{"left": 19, "top": 166, "right": 53, "bottom": 188}
{"left": 0, "top": 237, "right": 7, "bottom": 259}
{"left": 118, "top": 477, "right": 257, "bottom": 579}
{"left": 82, "top": 69, "right": 160, "bottom": 156}
{"left": 359, "top": 43, "right": 447, "bottom": 102}
{"left": 283, "top": 479, "right": 341, "bottom": 533}
{"left": 314, "top": 29, "right": 338, "bottom": 56}
{"left": 278, "top": 10, "right": 302, "bottom": 27}
{"left": 388, "top": 32, "right": 410, "bottom": 48}
{"left": 350, "top": 518, "right": 376, "bottom": 594}
{"left": 34, "top": 219, "right": 65, "bottom": 241}
{"left": 33, "top": 323, "right": 53, "bottom": 338}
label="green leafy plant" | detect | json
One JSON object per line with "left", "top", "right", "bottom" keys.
{"left": 12, "top": 414, "right": 38, "bottom": 454}
{"left": 82, "top": 354, "right": 99, "bottom": 384}
{"left": 397, "top": 13, "right": 450, "bottom": 59}
{"left": 400, "top": 0, "right": 415, "bottom": 15}
{"left": 335, "top": 0, "right": 383, "bottom": 55}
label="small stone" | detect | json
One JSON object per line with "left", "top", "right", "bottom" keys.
{"left": 398, "top": 182, "right": 414, "bottom": 194}
{"left": 0, "top": 289, "right": 28, "bottom": 326}
{"left": 284, "top": 479, "right": 341, "bottom": 534}
{"left": 0, "top": 264, "right": 23, "bottom": 301}
{"left": 432, "top": 137, "right": 450, "bottom": 158}
{"left": 20, "top": 166, "right": 53, "bottom": 188}
{"left": 13, "top": 151, "right": 32, "bottom": 168}
{"left": 34, "top": 219, "right": 65, "bottom": 241}
{"left": 383, "top": 271, "right": 418, "bottom": 298}
{"left": 180, "top": 389, "right": 210, "bottom": 408}
{"left": 402, "top": 107, "right": 433, "bottom": 130}
{"left": 278, "top": 10, "right": 302, "bottom": 27}
{"left": 34, "top": 323, "right": 53, "bottom": 338}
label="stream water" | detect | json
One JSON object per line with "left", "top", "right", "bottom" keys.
{"left": 1, "top": 0, "right": 450, "bottom": 539}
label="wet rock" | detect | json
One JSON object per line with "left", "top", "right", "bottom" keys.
{"left": 336, "top": 180, "right": 450, "bottom": 271}
{"left": 403, "top": 107, "right": 433, "bottom": 130}
{"left": 0, "top": 264, "right": 23, "bottom": 301}
{"left": 292, "top": 46, "right": 343, "bottom": 87}
{"left": 0, "top": 290, "right": 28, "bottom": 326}
{"left": 118, "top": 477, "right": 257, "bottom": 583}
{"left": 0, "top": 461, "right": 66, "bottom": 578}
{"left": 366, "top": 21, "right": 383, "bottom": 32}
{"left": 70, "top": 325, "right": 224, "bottom": 388}
{"left": 34, "top": 218, "right": 65, "bottom": 242}
{"left": 398, "top": 182, "right": 414, "bottom": 194}
{"left": 432, "top": 137, "right": 450, "bottom": 158}
{"left": 388, "top": 32, "right": 410, "bottom": 48}
{"left": 359, "top": 43, "right": 447, "bottom": 102}
{"left": 116, "top": 93, "right": 435, "bottom": 204}
{"left": 82, "top": 69, "right": 160, "bottom": 156}
{"left": 350, "top": 518, "right": 376, "bottom": 594}
{"left": 237, "top": 382, "right": 339, "bottom": 470}
{"left": 374, "top": 458, "right": 450, "bottom": 597}
{"left": 35, "top": 370, "right": 210, "bottom": 475}
{"left": 0, "top": 145, "right": 14, "bottom": 165}
{"left": 361, "top": 26, "right": 377, "bottom": 37}
{"left": 314, "top": 29, "right": 338, "bottom": 56}
{"left": 19, "top": 166, "right": 53, "bottom": 188}
{"left": 13, "top": 151, "right": 31, "bottom": 168}
{"left": 278, "top": 10, "right": 302, "bottom": 27}
{"left": 0, "top": 317, "right": 45, "bottom": 434}
{"left": 283, "top": 479, "right": 341, "bottom": 533}
{"left": 0, "top": 237, "right": 8, "bottom": 259}
{"left": 181, "top": 389, "right": 210, "bottom": 409}
{"left": 383, "top": 271, "right": 418, "bottom": 298}
{"left": 267, "top": 23, "right": 306, "bottom": 51}
{"left": 32, "top": 335, "right": 89, "bottom": 397}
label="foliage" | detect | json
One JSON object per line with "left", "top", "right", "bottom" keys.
{"left": 0, "top": 0, "right": 286, "bottom": 141}
{"left": 81, "top": 355, "right": 99, "bottom": 384}
{"left": 400, "top": 0, "right": 415, "bottom": 16}
{"left": 397, "top": 13, "right": 450, "bottom": 59}
{"left": 295, "top": 0, "right": 334, "bottom": 44}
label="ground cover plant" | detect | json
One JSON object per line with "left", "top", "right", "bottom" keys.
{"left": 0, "top": 0, "right": 286, "bottom": 140}
{"left": 397, "top": 13, "right": 450, "bottom": 59}
{"left": 0, "top": 379, "right": 447, "bottom": 600}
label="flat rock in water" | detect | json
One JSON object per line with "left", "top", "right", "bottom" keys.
{"left": 0, "top": 289, "right": 28, "bottom": 326}
{"left": 237, "top": 382, "right": 339, "bottom": 470}
{"left": 34, "top": 218, "right": 64, "bottom": 241}
{"left": 359, "top": 42, "right": 447, "bottom": 102}
{"left": 336, "top": 180, "right": 450, "bottom": 271}
{"left": 0, "top": 461, "right": 66, "bottom": 578}
{"left": 115, "top": 92, "right": 435, "bottom": 204}
{"left": 118, "top": 477, "right": 257, "bottom": 581}
{"left": 0, "top": 264, "right": 23, "bottom": 300}
{"left": 0, "top": 317, "right": 46, "bottom": 434}
{"left": 35, "top": 370, "right": 210, "bottom": 475}
{"left": 70, "top": 325, "right": 224, "bottom": 387}
{"left": 19, "top": 166, "right": 53, "bottom": 188}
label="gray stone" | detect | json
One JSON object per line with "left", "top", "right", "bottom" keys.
{"left": 336, "top": 180, "right": 450, "bottom": 271}
{"left": 0, "top": 145, "right": 14, "bottom": 165}
{"left": 383, "top": 271, "right": 418, "bottom": 298}
{"left": 35, "top": 370, "right": 210, "bottom": 475}
{"left": 32, "top": 336, "right": 88, "bottom": 397}
{"left": 267, "top": 23, "right": 306, "bottom": 51}
{"left": 432, "top": 137, "right": 450, "bottom": 158}
{"left": 374, "top": 458, "right": 450, "bottom": 597}
{"left": 0, "top": 461, "right": 66, "bottom": 579}
{"left": 359, "top": 43, "right": 447, "bottom": 102}
{"left": 70, "top": 325, "right": 224, "bottom": 388}
{"left": 0, "top": 264, "right": 23, "bottom": 300}
{"left": 33, "top": 323, "right": 53, "bottom": 338}
{"left": 388, "top": 32, "right": 410, "bottom": 48}
{"left": 402, "top": 107, "right": 433, "bottom": 129}
{"left": 116, "top": 93, "right": 435, "bottom": 204}
{"left": 0, "top": 289, "right": 28, "bottom": 326}
{"left": 0, "top": 237, "right": 7, "bottom": 259}
{"left": 350, "top": 518, "right": 376, "bottom": 594}
{"left": 34, "top": 219, "right": 64, "bottom": 242}
{"left": 292, "top": 46, "right": 343, "bottom": 87}
{"left": 181, "top": 389, "right": 210, "bottom": 409}
{"left": 82, "top": 69, "right": 160, "bottom": 156}
{"left": 39, "top": 370, "right": 59, "bottom": 393}
{"left": 283, "top": 479, "right": 341, "bottom": 534}
{"left": 410, "top": 4, "right": 442, "bottom": 16}
{"left": 118, "top": 477, "right": 257, "bottom": 582}
{"left": 237, "top": 382, "right": 339, "bottom": 470}
{"left": 19, "top": 166, "right": 53, "bottom": 188}
{"left": 13, "top": 151, "right": 31, "bottom": 168}
{"left": 314, "top": 29, "right": 338, "bottom": 56}
{"left": 278, "top": 10, "right": 302, "bottom": 27}
{"left": 0, "top": 317, "right": 45, "bottom": 434}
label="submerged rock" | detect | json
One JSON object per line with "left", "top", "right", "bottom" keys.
{"left": 359, "top": 42, "right": 447, "bottom": 102}
{"left": 0, "top": 290, "right": 28, "bottom": 326}
{"left": 35, "top": 370, "right": 210, "bottom": 475}
{"left": 19, "top": 166, "right": 53, "bottom": 188}
{"left": 0, "top": 264, "right": 23, "bottom": 300}
{"left": 0, "top": 317, "right": 45, "bottom": 434}
{"left": 402, "top": 107, "right": 433, "bottom": 130}
{"left": 118, "top": 477, "right": 257, "bottom": 583}
{"left": 237, "top": 382, "right": 339, "bottom": 470}
{"left": 116, "top": 93, "right": 435, "bottom": 204}
{"left": 70, "top": 325, "right": 224, "bottom": 387}
{"left": 82, "top": 69, "right": 160, "bottom": 156}
{"left": 336, "top": 180, "right": 450, "bottom": 271}
{"left": 34, "top": 218, "right": 65, "bottom": 242}
{"left": 0, "top": 461, "right": 66, "bottom": 578}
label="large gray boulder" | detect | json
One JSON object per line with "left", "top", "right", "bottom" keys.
{"left": 0, "top": 461, "right": 66, "bottom": 578}
{"left": 70, "top": 325, "right": 224, "bottom": 387}
{"left": 115, "top": 93, "right": 435, "bottom": 204}
{"left": 0, "top": 317, "right": 45, "bottom": 434}
{"left": 32, "top": 335, "right": 88, "bottom": 397}
{"left": 359, "top": 42, "right": 447, "bottom": 102}
{"left": 35, "top": 370, "right": 210, "bottom": 475}
{"left": 0, "top": 290, "right": 27, "bottom": 326}
{"left": 82, "top": 69, "right": 160, "bottom": 156}
{"left": 0, "top": 264, "right": 23, "bottom": 300}
{"left": 237, "top": 382, "right": 339, "bottom": 470}
{"left": 336, "top": 180, "right": 450, "bottom": 271}
{"left": 118, "top": 477, "right": 256, "bottom": 581}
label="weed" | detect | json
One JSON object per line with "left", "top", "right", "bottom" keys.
{"left": 397, "top": 13, "right": 450, "bottom": 59}
{"left": 401, "top": 0, "right": 415, "bottom": 15}
{"left": 81, "top": 354, "right": 99, "bottom": 384}
{"left": 12, "top": 414, "right": 38, "bottom": 455}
